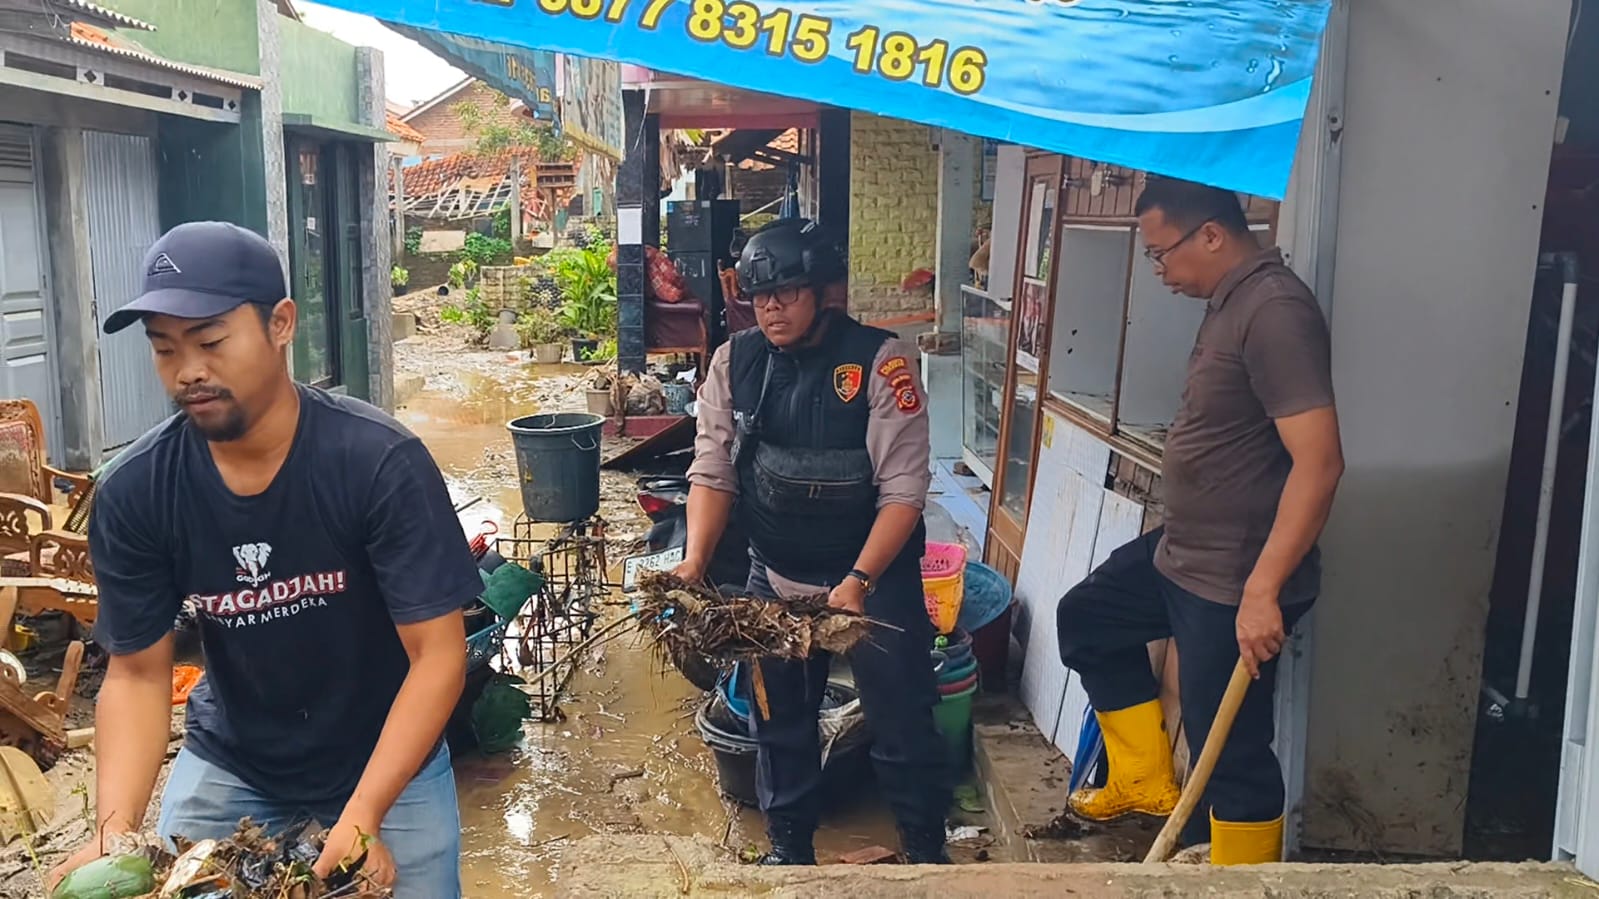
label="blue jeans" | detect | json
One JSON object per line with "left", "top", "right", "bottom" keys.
{"left": 157, "top": 746, "right": 461, "bottom": 899}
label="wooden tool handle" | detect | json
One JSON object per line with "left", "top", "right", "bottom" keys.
{"left": 1143, "top": 657, "right": 1253, "bottom": 863}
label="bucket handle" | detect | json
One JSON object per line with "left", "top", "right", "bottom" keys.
{"left": 571, "top": 433, "right": 600, "bottom": 452}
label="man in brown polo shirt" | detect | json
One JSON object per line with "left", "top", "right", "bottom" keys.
{"left": 1056, "top": 178, "right": 1344, "bottom": 864}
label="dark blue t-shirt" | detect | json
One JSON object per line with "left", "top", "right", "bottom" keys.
{"left": 90, "top": 386, "right": 481, "bottom": 804}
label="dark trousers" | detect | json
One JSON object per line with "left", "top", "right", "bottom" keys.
{"left": 747, "top": 557, "right": 950, "bottom": 837}
{"left": 1056, "top": 529, "right": 1311, "bottom": 843}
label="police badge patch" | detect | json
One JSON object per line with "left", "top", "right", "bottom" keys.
{"left": 833, "top": 364, "right": 863, "bottom": 403}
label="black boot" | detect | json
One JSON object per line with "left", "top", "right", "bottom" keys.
{"left": 899, "top": 824, "right": 951, "bottom": 865}
{"left": 758, "top": 816, "right": 817, "bottom": 865}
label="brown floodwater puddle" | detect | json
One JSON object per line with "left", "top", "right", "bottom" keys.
{"left": 451, "top": 611, "right": 903, "bottom": 897}
{"left": 400, "top": 369, "right": 912, "bottom": 897}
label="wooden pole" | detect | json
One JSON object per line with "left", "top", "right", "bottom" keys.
{"left": 509, "top": 156, "right": 524, "bottom": 246}
{"left": 392, "top": 158, "right": 407, "bottom": 260}
{"left": 1143, "top": 657, "right": 1253, "bottom": 864}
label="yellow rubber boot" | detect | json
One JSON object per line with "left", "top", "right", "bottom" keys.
{"left": 1210, "top": 812, "right": 1284, "bottom": 865}
{"left": 1066, "top": 699, "right": 1181, "bottom": 821}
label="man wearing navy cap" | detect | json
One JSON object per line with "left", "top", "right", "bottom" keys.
{"left": 47, "top": 222, "right": 479, "bottom": 898}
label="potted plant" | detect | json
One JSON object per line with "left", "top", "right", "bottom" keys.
{"left": 550, "top": 244, "right": 617, "bottom": 363}
{"left": 517, "top": 306, "right": 566, "bottom": 364}
{"left": 584, "top": 368, "right": 616, "bottom": 417}
{"left": 390, "top": 265, "right": 410, "bottom": 296}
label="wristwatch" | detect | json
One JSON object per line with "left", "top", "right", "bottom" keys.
{"left": 845, "top": 569, "right": 875, "bottom": 594}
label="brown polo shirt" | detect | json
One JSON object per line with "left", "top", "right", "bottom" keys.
{"left": 1154, "top": 248, "right": 1334, "bottom": 606}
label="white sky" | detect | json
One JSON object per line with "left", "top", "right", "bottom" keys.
{"left": 296, "top": 2, "right": 466, "bottom": 110}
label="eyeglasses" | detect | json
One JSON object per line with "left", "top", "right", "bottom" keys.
{"left": 1143, "top": 219, "right": 1213, "bottom": 268}
{"left": 751, "top": 286, "right": 807, "bottom": 309}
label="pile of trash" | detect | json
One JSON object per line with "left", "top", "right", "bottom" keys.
{"left": 52, "top": 819, "right": 389, "bottom": 899}
{"left": 634, "top": 572, "right": 873, "bottom": 666}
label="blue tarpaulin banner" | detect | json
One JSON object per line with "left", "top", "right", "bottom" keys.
{"left": 389, "top": 24, "right": 561, "bottom": 123}
{"left": 332, "top": 0, "right": 1333, "bottom": 199}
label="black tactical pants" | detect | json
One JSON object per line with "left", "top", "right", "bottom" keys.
{"left": 746, "top": 555, "right": 950, "bottom": 839}
{"left": 1056, "top": 529, "right": 1312, "bottom": 844}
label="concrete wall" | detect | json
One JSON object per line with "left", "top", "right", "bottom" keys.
{"left": 279, "top": 18, "right": 361, "bottom": 129}
{"left": 104, "top": 0, "right": 261, "bottom": 75}
{"left": 357, "top": 47, "right": 394, "bottom": 411}
{"left": 848, "top": 112, "right": 938, "bottom": 320}
{"left": 1301, "top": 0, "right": 1572, "bottom": 856}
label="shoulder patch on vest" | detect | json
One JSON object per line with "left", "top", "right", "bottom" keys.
{"left": 833, "top": 364, "right": 863, "bottom": 403}
{"left": 889, "top": 371, "right": 921, "bottom": 413}
{"left": 877, "top": 356, "right": 909, "bottom": 378}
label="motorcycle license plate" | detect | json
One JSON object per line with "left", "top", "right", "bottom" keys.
{"left": 623, "top": 546, "right": 684, "bottom": 590}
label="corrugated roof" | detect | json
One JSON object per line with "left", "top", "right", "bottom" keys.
{"left": 55, "top": 0, "right": 155, "bottom": 31}
{"left": 391, "top": 149, "right": 578, "bottom": 220}
{"left": 66, "top": 23, "right": 260, "bottom": 89}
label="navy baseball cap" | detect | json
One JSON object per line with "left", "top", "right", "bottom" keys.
{"left": 104, "top": 221, "right": 287, "bottom": 334}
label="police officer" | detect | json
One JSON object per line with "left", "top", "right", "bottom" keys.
{"left": 675, "top": 218, "right": 950, "bottom": 865}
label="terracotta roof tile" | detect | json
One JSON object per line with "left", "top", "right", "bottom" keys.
{"left": 386, "top": 112, "right": 426, "bottom": 144}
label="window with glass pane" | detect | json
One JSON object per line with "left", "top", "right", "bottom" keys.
{"left": 961, "top": 285, "right": 1009, "bottom": 484}
{"left": 998, "top": 173, "right": 1057, "bottom": 521}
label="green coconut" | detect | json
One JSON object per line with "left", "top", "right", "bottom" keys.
{"left": 49, "top": 854, "right": 156, "bottom": 899}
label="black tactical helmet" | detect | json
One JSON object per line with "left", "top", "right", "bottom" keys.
{"left": 734, "top": 218, "right": 846, "bottom": 295}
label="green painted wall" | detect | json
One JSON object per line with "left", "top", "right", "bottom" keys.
{"left": 103, "top": 0, "right": 261, "bottom": 75}
{"left": 279, "top": 19, "right": 362, "bottom": 128}
{"left": 156, "top": 94, "right": 269, "bottom": 235}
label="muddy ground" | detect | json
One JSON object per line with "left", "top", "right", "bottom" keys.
{"left": 0, "top": 309, "right": 987, "bottom": 897}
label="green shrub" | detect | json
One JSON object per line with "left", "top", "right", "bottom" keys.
{"left": 462, "top": 232, "right": 514, "bottom": 269}
{"left": 447, "top": 259, "right": 478, "bottom": 289}
{"left": 439, "top": 286, "right": 494, "bottom": 344}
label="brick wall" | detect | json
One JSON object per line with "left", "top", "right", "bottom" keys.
{"left": 848, "top": 112, "right": 938, "bottom": 320}
{"left": 731, "top": 165, "right": 787, "bottom": 215}
{"left": 405, "top": 82, "right": 525, "bottom": 156}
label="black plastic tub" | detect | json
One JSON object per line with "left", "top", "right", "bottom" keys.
{"left": 694, "top": 683, "right": 874, "bottom": 808}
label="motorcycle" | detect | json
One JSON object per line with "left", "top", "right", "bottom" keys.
{"left": 629, "top": 474, "right": 751, "bottom": 691}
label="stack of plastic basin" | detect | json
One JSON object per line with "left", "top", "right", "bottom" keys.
{"left": 921, "top": 542, "right": 968, "bottom": 634}
{"left": 958, "top": 561, "right": 1016, "bottom": 693}
{"left": 930, "top": 638, "right": 980, "bottom": 771}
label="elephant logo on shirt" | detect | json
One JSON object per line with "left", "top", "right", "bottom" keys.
{"left": 233, "top": 542, "right": 273, "bottom": 587}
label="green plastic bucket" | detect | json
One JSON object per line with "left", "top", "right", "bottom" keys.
{"left": 932, "top": 681, "right": 979, "bottom": 771}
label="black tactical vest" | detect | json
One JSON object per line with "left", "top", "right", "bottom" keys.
{"left": 728, "top": 313, "right": 926, "bottom": 581}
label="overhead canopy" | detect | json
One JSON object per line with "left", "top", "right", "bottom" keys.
{"left": 387, "top": 25, "right": 559, "bottom": 123}
{"left": 328, "top": 0, "right": 1334, "bottom": 199}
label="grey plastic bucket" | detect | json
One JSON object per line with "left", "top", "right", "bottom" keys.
{"left": 507, "top": 412, "right": 604, "bottom": 522}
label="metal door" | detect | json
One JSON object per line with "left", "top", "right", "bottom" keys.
{"left": 1558, "top": 316, "right": 1599, "bottom": 875}
{"left": 0, "top": 125, "right": 63, "bottom": 454}
{"left": 85, "top": 131, "right": 168, "bottom": 447}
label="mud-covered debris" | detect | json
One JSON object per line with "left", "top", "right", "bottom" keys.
{"left": 54, "top": 819, "right": 392, "bottom": 899}
{"left": 1021, "top": 811, "right": 1095, "bottom": 840}
{"left": 634, "top": 573, "right": 875, "bottom": 667}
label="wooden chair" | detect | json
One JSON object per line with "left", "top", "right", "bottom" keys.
{"left": 0, "top": 400, "right": 93, "bottom": 582}
{"left": 0, "top": 497, "right": 51, "bottom": 578}
{"left": 0, "top": 400, "right": 92, "bottom": 505}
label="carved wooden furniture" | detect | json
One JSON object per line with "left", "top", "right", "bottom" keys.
{"left": 0, "top": 496, "right": 51, "bottom": 578}
{"left": 0, "top": 399, "right": 92, "bottom": 504}
{"left": 0, "top": 582, "right": 81, "bottom": 770}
